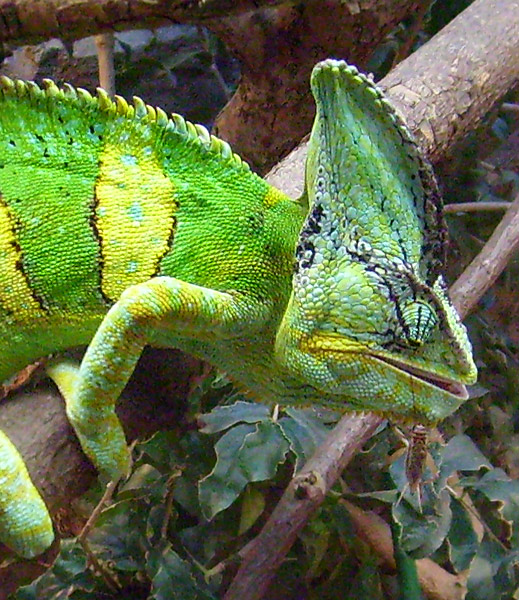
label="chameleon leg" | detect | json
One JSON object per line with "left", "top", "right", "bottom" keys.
{"left": 47, "top": 276, "right": 268, "bottom": 482}
{"left": 0, "top": 428, "right": 54, "bottom": 558}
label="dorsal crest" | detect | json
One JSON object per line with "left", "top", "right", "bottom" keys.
{"left": 0, "top": 76, "right": 249, "bottom": 174}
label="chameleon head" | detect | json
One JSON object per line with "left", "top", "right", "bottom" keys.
{"left": 274, "top": 59, "right": 477, "bottom": 424}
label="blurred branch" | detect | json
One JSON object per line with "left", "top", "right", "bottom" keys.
{"left": 450, "top": 190, "right": 519, "bottom": 319}
{"left": 0, "top": 0, "right": 290, "bottom": 44}
{"left": 95, "top": 32, "right": 116, "bottom": 96}
{"left": 444, "top": 201, "right": 511, "bottom": 213}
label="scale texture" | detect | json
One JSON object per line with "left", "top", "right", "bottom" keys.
{"left": 0, "top": 60, "right": 476, "bottom": 558}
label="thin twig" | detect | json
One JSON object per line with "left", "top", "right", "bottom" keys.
{"left": 444, "top": 201, "right": 511, "bottom": 213}
{"left": 78, "top": 537, "right": 120, "bottom": 593}
{"left": 222, "top": 413, "right": 382, "bottom": 600}
{"left": 501, "top": 102, "right": 519, "bottom": 114}
{"left": 95, "top": 32, "right": 116, "bottom": 96}
{"left": 450, "top": 189, "right": 519, "bottom": 319}
{"left": 77, "top": 478, "right": 120, "bottom": 544}
{"left": 197, "top": 26, "right": 231, "bottom": 101}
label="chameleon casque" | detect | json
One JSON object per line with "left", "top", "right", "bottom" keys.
{"left": 0, "top": 60, "right": 476, "bottom": 559}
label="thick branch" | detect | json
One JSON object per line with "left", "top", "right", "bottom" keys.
{"left": 0, "top": 0, "right": 289, "bottom": 44}
{"left": 224, "top": 0, "right": 519, "bottom": 597}
{"left": 267, "top": 0, "right": 519, "bottom": 196}
{"left": 211, "top": 0, "right": 425, "bottom": 171}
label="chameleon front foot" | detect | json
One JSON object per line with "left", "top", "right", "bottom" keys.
{"left": 46, "top": 359, "right": 131, "bottom": 482}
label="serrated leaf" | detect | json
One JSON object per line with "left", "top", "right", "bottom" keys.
{"left": 146, "top": 546, "right": 216, "bottom": 600}
{"left": 199, "top": 421, "right": 289, "bottom": 519}
{"left": 284, "top": 407, "right": 330, "bottom": 444}
{"left": 437, "top": 435, "right": 492, "bottom": 488}
{"left": 198, "top": 401, "right": 271, "bottom": 433}
{"left": 447, "top": 496, "right": 479, "bottom": 572}
{"left": 15, "top": 541, "right": 97, "bottom": 600}
{"left": 278, "top": 416, "right": 316, "bottom": 471}
{"left": 279, "top": 407, "right": 331, "bottom": 470}
{"left": 468, "top": 468, "right": 519, "bottom": 544}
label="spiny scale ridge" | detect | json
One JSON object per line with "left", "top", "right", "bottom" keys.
{"left": 0, "top": 75, "right": 247, "bottom": 172}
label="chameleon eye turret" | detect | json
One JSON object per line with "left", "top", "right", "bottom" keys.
{"left": 397, "top": 298, "right": 438, "bottom": 348}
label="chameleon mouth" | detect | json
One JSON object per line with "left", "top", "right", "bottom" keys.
{"left": 371, "top": 354, "right": 468, "bottom": 399}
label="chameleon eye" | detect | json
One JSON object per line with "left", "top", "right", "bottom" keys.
{"left": 398, "top": 299, "right": 438, "bottom": 347}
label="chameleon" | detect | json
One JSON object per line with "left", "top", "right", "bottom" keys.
{"left": 0, "top": 59, "right": 476, "bottom": 559}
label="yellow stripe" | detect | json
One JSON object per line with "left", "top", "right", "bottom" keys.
{"left": 95, "top": 143, "right": 177, "bottom": 300}
{"left": 263, "top": 186, "right": 287, "bottom": 209}
{"left": 0, "top": 196, "right": 46, "bottom": 319}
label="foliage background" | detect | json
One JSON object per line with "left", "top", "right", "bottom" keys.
{"left": 2, "top": 0, "right": 519, "bottom": 598}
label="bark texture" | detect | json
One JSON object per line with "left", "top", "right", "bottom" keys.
{"left": 0, "top": 0, "right": 287, "bottom": 43}
{"left": 210, "top": 0, "right": 425, "bottom": 171}
{"left": 268, "top": 0, "right": 519, "bottom": 195}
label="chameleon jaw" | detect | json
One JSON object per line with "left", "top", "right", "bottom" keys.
{"left": 370, "top": 353, "right": 469, "bottom": 400}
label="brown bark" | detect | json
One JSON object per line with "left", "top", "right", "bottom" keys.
{"left": 268, "top": 0, "right": 519, "bottom": 196}
{"left": 210, "top": 0, "right": 425, "bottom": 171}
{"left": 0, "top": 0, "right": 288, "bottom": 43}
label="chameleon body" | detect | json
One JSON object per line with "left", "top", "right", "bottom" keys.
{"left": 0, "top": 60, "right": 476, "bottom": 558}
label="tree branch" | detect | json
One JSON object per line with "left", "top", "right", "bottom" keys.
{"left": 267, "top": 0, "right": 519, "bottom": 195}
{"left": 0, "top": 0, "right": 427, "bottom": 171}
{"left": 450, "top": 189, "right": 519, "bottom": 320}
{"left": 0, "top": 0, "right": 289, "bottom": 44}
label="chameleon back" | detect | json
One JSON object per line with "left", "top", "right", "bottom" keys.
{"left": 0, "top": 79, "right": 302, "bottom": 380}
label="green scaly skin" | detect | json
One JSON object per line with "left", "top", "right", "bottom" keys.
{"left": 0, "top": 60, "right": 476, "bottom": 558}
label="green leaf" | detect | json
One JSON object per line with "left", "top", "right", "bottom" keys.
{"left": 146, "top": 545, "right": 216, "bottom": 600}
{"left": 238, "top": 485, "right": 266, "bottom": 535}
{"left": 278, "top": 407, "right": 330, "bottom": 470}
{"left": 199, "top": 421, "right": 289, "bottom": 519}
{"left": 15, "top": 541, "right": 98, "bottom": 599}
{"left": 136, "top": 430, "right": 182, "bottom": 472}
{"left": 278, "top": 409, "right": 329, "bottom": 471}
{"left": 392, "top": 489, "right": 452, "bottom": 558}
{"left": 437, "top": 434, "right": 492, "bottom": 488}
{"left": 467, "top": 468, "right": 519, "bottom": 545}
{"left": 198, "top": 401, "right": 271, "bottom": 433}
{"left": 447, "top": 496, "right": 479, "bottom": 572}
{"left": 466, "top": 534, "right": 508, "bottom": 600}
